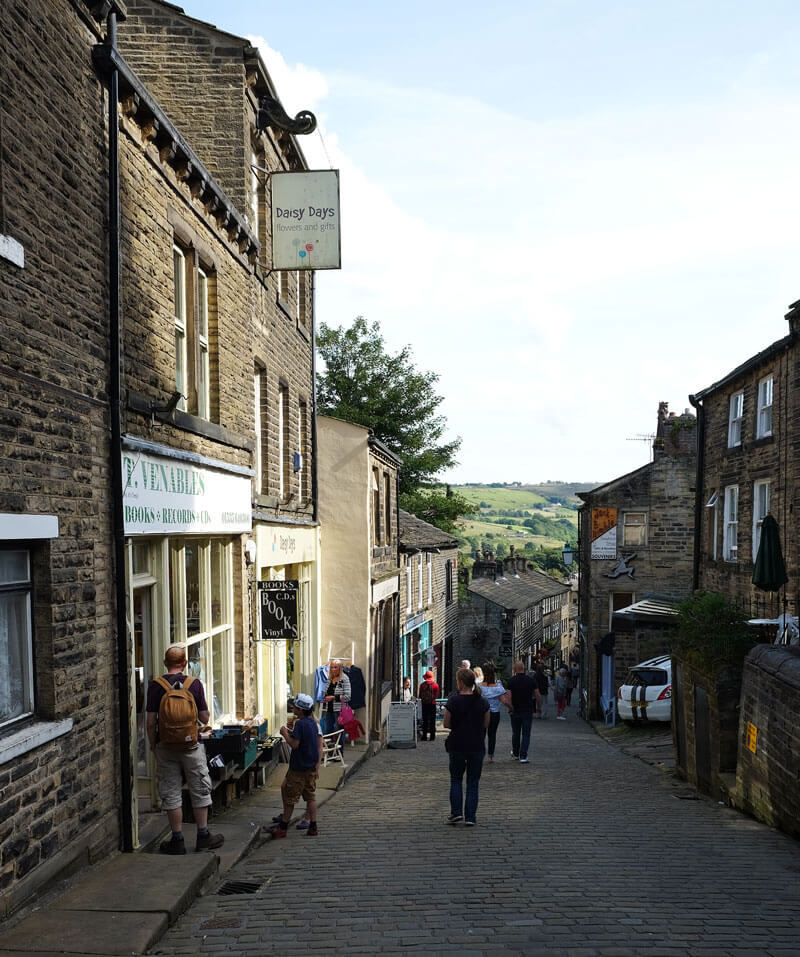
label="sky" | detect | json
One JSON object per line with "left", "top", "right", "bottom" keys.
{"left": 180, "top": 0, "right": 800, "bottom": 485}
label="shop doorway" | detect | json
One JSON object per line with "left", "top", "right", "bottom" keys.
{"left": 133, "top": 585, "right": 153, "bottom": 795}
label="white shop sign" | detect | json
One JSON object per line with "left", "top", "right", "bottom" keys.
{"left": 387, "top": 701, "right": 417, "bottom": 749}
{"left": 372, "top": 575, "right": 399, "bottom": 604}
{"left": 271, "top": 170, "right": 341, "bottom": 270}
{"left": 122, "top": 451, "right": 252, "bottom": 535}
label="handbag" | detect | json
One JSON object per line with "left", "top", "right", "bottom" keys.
{"left": 337, "top": 704, "right": 354, "bottom": 726}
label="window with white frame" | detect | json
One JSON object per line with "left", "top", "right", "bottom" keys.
{"left": 623, "top": 511, "right": 648, "bottom": 546}
{"left": 196, "top": 267, "right": 210, "bottom": 419}
{"left": 723, "top": 486, "right": 739, "bottom": 562}
{"left": 173, "top": 241, "right": 216, "bottom": 420}
{"left": 168, "top": 538, "right": 234, "bottom": 723}
{"left": 728, "top": 392, "right": 743, "bottom": 447}
{"left": 406, "top": 559, "right": 412, "bottom": 613}
{"left": 427, "top": 552, "right": 432, "bottom": 604}
{"left": 254, "top": 367, "right": 265, "bottom": 496}
{"left": 418, "top": 555, "right": 423, "bottom": 609}
{"left": 0, "top": 550, "right": 34, "bottom": 728}
{"left": 173, "top": 245, "right": 188, "bottom": 410}
{"left": 752, "top": 480, "right": 770, "bottom": 560}
{"left": 372, "top": 468, "right": 381, "bottom": 545}
{"left": 705, "top": 490, "right": 719, "bottom": 561}
{"left": 445, "top": 560, "right": 453, "bottom": 604}
{"left": 278, "top": 382, "right": 289, "bottom": 499}
{"left": 756, "top": 375, "right": 773, "bottom": 438}
{"left": 384, "top": 473, "right": 392, "bottom": 543}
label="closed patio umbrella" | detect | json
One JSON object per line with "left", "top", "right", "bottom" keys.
{"left": 752, "top": 514, "right": 789, "bottom": 592}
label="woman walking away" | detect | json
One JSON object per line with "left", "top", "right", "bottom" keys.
{"left": 321, "top": 660, "right": 351, "bottom": 735}
{"left": 479, "top": 662, "right": 506, "bottom": 762}
{"left": 555, "top": 666, "right": 568, "bottom": 719}
{"left": 418, "top": 670, "right": 440, "bottom": 741}
{"left": 472, "top": 666, "right": 484, "bottom": 686}
{"left": 443, "top": 668, "right": 490, "bottom": 826}
{"left": 535, "top": 663, "right": 550, "bottom": 719}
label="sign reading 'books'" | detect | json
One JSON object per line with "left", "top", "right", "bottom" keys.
{"left": 258, "top": 580, "right": 299, "bottom": 641}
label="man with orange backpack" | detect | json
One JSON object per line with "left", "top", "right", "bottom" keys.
{"left": 146, "top": 645, "right": 224, "bottom": 855}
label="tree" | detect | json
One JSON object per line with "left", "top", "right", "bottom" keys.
{"left": 400, "top": 486, "right": 475, "bottom": 534}
{"left": 316, "top": 316, "right": 461, "bottom": 496}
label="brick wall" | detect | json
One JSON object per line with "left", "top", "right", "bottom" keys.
{"left": 0, "top": 0, "right": 119, "bottom": 913}
{"left": 732, "top": 644, "right": 800, "bottom": 839}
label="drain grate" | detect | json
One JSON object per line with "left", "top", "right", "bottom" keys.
{"left": 217, "top": 879, "right": 262, "bottom": 896}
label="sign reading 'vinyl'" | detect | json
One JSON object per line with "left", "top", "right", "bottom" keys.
{"left": 258, "top": 580, "right": 299, "bottom": 641}
{"left": 271, "top": 170, "right": 341, "bottom": 270}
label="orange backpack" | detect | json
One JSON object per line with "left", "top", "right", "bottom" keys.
{"left": 155, "top": 676, "right": 198, "bottom": 748}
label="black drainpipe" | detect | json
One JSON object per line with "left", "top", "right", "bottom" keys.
{"left": 105, "top": 8, "right": 134, "bottom": 853}
{"left": 688, "top": 393, "right": 705, "bottom": 594}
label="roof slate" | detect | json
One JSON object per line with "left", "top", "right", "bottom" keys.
{"left": 468, "top": 568, "right": 568, "bottom": 611}
{"left": 398, "top": 509, "right": 459, "bottom": 550}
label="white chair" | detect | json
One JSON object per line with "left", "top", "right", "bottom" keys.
{"left": 321, "top": 729, "right": 346, "bottom": 767}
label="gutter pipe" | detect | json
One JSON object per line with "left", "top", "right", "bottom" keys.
{"left": 105, "top": 8, "right": 134, "bottom": 852}
{"left": 688, "top": 393, "right": 705, "bottom": 594}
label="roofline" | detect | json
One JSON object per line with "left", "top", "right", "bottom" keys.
{"left": 577, "top": 461, "right": 652, "bottom": 502}
{"left": 690, "top": 330, "right": 795, "bottom": 403}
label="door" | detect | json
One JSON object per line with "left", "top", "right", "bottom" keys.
{"left": 133, "top": 585, "right": 154, "bottom": 794}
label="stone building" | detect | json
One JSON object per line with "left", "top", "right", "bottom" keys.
{"left": 317, "top": 416, "right": 400, "bottom": 739}
{"left": 577, "top": 403, "right": 696, "bottom": 721}
{"left": 1, "top": 0, "right": 324, "bottom": 911}
{"left": 0, "top": 0, "right": 121, "bottom": 917}
{"left": 685, "top": 309, "right": 799, "bottom": 812}
{"left": 458, "top": 551, "right": 569, "bottom": 683}
{"left": 398, "top": 511, "right": 459, "bottom": 695}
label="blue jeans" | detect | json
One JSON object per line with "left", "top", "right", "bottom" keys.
{"left": 449, "top": 751, "right": 484, "bottom": 823}
{"left": 510, "top": 712, "right": 533, "bottom": 760}
{"left": 321, "top": 710, "right": 337, "bottom": 735}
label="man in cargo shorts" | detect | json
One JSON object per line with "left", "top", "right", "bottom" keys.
{"left": 263, "top": 693, "right": 323, "bottom": 839}
{"left": 146, "top": 644, "right": 224, "bottom": 855}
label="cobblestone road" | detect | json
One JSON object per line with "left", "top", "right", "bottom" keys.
{"left": 150, "top": 704, "right": 800, "bottom": 956}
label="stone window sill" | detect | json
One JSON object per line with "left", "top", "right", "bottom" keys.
{"left": 0, "top": 718, "right": 73, "bottom": 765}
{"left": 0, "top": 234, "right": 25, "bottom": 268}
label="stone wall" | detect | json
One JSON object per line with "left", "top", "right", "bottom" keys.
{"left": 0, "top": 0, "right": 120, "bottom": 914}
{"left": 732, "top": 644, "right": 800, "bottom": 839}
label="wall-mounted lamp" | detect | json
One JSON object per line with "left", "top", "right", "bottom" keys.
{"left": 562, "top": 543, "right": 575, "bottom": 566}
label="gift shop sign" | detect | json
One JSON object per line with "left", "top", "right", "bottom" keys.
{"left": 591, "top": 507, "right": 617, "bottom": 560}
{"left": 122, "top": 451, "right": 252, "bottom": 535}
{"left": 271, "top": 170, "right": 341, "bottom": 270}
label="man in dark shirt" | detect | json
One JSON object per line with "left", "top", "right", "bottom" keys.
{"left": 506, "top": 660, "right": 538, "bottom": 763}
{"left": 146, "top": 644, "right": 224, "bottom": 854}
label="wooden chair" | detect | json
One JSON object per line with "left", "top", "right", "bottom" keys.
{"left": 321, "top": 729, "right": 346, "bottom": 767}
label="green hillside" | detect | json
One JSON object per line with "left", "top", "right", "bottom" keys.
{"left": 448, "top": 482, "right": 595, "bottom": 574}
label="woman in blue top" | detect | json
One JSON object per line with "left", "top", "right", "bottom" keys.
{"left": 443, "top": 668, "right": 490, "bottom": 826}
{"left": 479, "top": 661, "right": 507, "bottom": 762}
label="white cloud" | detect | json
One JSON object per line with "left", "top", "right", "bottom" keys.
{"left": 249, "top": 38, "right": 800, "bottom": 483}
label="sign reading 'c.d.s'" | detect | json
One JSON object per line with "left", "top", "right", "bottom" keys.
{"left": 258, "top": 580, "right": 299, "bottom": 641}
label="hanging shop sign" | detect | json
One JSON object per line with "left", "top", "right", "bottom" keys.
{"left": 591, "top": 507, "right": 617, "bottom": 559}
{"left": 122, "top": 450, "right": 251, "bottom": 535}
{"left": 258, "top": 580, "right": 299, "bottom": 641}
{"left": 271, "top": 170, "right": 341, "bottom": 270}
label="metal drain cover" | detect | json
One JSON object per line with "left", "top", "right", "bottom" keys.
{"left": 217, "top": 879, "right": 262, "bottom": 895}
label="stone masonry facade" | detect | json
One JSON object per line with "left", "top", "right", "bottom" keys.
{"left": 0, "top": 0, "right": 119, "bottom": 915}
{"left": 578, "top": 403, "right": 696, "bottom": 719}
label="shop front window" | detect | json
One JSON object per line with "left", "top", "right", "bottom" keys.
{"left": 169, "top": 538, "right": 234, "bottom": 722}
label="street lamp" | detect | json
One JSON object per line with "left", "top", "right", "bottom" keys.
{"left": 562, "top": 543, "right": 575, "bottom": 566}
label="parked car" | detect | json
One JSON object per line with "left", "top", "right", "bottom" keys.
{"left": 617, "top": 655, "right": 672, "bottom": 722}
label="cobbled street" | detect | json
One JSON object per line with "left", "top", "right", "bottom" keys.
{"left": 150, "top": 708, "right": 800, "bottom": 957}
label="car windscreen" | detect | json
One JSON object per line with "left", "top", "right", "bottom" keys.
{"left": 626, "top": 668, "right": 668, "bottom": 687}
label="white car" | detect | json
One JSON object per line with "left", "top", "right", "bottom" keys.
{"left": 617, "top": 655, "right": 672, "bottom": 722}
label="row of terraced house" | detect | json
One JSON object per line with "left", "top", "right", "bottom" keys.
{"left": 577, "top": 315, "right": 800, "bottom": 839}
{"left": 0, "top": 0, "right": 468, "bottom": 915}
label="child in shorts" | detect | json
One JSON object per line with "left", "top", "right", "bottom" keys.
{"left": 263, "top": 693, "right": 323, "bottom": 839}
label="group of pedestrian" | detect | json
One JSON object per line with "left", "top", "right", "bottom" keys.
{"left": 442, "top": 657, "right": 579, "bottom": 826}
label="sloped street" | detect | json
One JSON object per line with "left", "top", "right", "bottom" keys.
{"left": 149, "top": 705, "right": 800, "bottom": 957}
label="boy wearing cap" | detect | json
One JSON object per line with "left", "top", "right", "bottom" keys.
{"left": 264, "top": 693, "right": 322, "bottom": 839}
